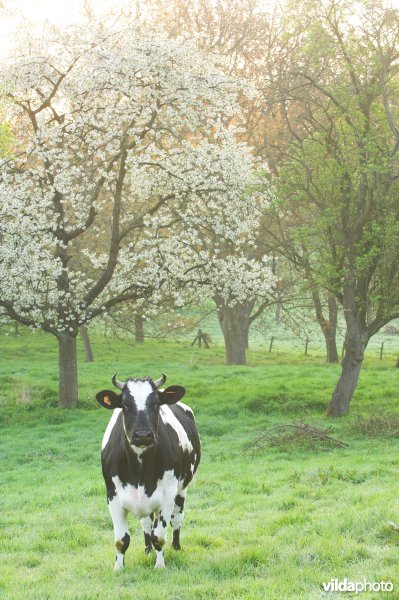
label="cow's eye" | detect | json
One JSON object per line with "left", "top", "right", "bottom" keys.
{"left": 152, "top": 396, "right": 160, "bottom": 408}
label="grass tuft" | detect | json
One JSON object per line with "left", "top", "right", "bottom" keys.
{"left": 350, "top": 410, "right": 399, "bottom": 437}
{"left": 290, "top": 466, "right": 369, "bottom": 486}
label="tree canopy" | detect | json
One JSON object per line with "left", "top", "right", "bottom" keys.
{"left": 0, "top": 21, "right": 269, "bottom": 405}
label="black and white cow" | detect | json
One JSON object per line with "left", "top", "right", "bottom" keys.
{"left": 96, "top": 373, "right": 201, "bottom": 570}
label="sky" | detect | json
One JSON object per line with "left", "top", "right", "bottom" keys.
{"left": 0, "top": 0, "right": 132, "bottom": 57}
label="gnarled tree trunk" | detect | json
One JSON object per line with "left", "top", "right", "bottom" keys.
{"left": 327, "top": 316, "right": 369, "bottom": 416}
{"left": 216, "top": 300, "right": 254, "bottom": 365}
{"left": 134, "top": 314, "right": 144, "bottom": 344}
{"left": 57, "top": 332, "right": 78, "bottom": 408}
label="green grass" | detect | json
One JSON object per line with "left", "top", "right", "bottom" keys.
{"left": 1, "top": 329, "right": 399, "bottom": 599}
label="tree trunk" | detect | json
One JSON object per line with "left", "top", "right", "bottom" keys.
{"left": 80, "top": 325, "right": 94, "bottom": 362}
{"left": 57, "top": 332, "right": 78, "bottom": 408}
{"left": 327, "top": 320, "right": 369, "bottom": 416}
{"left": 324, "top": 331, "right": 339, "bottom": 363}
{"left": 135, "top": 314, "right": 144, "bottom": 344}
{"left": 310, "top": 285, "right": 339, "bottom": 363}
{"left": 324, "top": 295, "right": 339, "bottom": 363}
{"left": 275, "top": 302, "right": 281, "bottom": 322}
{"left": 216, "top": 302, "right": 251, "bottom": 365}
{"left": 244, "top": 326, "right": 249, "bottom": 350}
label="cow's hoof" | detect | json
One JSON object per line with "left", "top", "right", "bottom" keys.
{"left": 145, "top": 545, "right": 153, "bottom": 555}
{"left": 172, "top": 541, "right": 181, "bottom": 551}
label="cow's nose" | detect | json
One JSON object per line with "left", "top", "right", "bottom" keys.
{"left": 132, "top": 430, "right": 154, "bottom": 446}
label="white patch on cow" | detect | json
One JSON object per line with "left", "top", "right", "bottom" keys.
{"left": 108, "top": 495, "right": 129, "bottom": 571}
{"left": 177, "top": 401, "right": 194, "bottom": 416}
{"left": 160, "top": 405, "right": 193, "bottom": 453}
{"left": 155, "top": 551, "right": 165, "bottom": 569}
{"left": 171, "top": 488, "right": 187, "bottom": 532}
{"left": 129, "top": 444, "right": 147, "bottom": 461}
{"left": 102, "top": 408, "right": 122, "bottom": 450}
{"left": 126, "top": 379, "right": 153, "bottom": 411}
{"left": 141, "top": 516, "right": 152, "bottom": 536}
{"left": 112, "top": 470, "right": 178, "bottom": 519}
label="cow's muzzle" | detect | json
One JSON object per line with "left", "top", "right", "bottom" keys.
{"left": 131, "top": 430, "right": 155, "bottom": 447}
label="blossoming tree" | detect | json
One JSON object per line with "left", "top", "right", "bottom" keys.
{"left": 145, "top": 166, "right": 276, "bottom": 365}
{"left": 95, "top": 138, "right": 277, "bottom": 365}
{"left": 0, "top": 22, "right": 258, "bottom": 406}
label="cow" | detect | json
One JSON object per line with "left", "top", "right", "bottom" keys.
{"left": 96, "top": 372, "right": 201, "bottom": 570}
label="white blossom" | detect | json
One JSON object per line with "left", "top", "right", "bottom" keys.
{"left": 0, "top": 21, "right": 273, "bottom": 334}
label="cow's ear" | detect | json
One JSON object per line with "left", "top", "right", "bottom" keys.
{"left": 158, "top": 385, "right": 186, "bottom": 405}
{"left": 96, "top": 390, "right": 122, "bottom": 409}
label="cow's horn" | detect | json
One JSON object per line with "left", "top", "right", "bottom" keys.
{"left": 112, "top": 373, "right": 124, "bottom": 390}
{"left": 154, "top": 373, "right": 167, "bottom": 388}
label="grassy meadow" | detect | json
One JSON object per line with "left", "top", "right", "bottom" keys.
{"left": 1, "top": 328, "right": 399, "bottom": 599}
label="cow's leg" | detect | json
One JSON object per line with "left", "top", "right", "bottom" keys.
{"left": 170, "top": 489, "right": 187, "bottom": 551}
{"left": 151, "top": 503, "right": 174, "bottom": 569}
{"left": 108, "top": 496, "right": 130, "bottom": 571}
{"left": 141, "top": 515, "right": 153, "bottom": 554}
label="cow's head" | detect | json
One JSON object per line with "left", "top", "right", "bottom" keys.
{"left": 96, "top": 373, "right": 185, "bottom": 450}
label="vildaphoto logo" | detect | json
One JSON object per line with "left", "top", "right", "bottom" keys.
{"left": 322, "top": 579, "right": 393, "bottom": 594}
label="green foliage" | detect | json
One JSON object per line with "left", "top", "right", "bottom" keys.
{"left": 0, "top": 96, "right": 13, "bottom": 157}
{"left": 0, "top": 120, "right": 12, "bottom": 156}
{"left": 1, "top": 331, "right": 399, "bottom": 598}
{"left": 271, "top": 0, "right": 399, "bottom": 325}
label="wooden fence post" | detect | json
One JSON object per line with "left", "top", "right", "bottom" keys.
{"left": 191, "top": 329, "right": 210, "bottom": 349}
